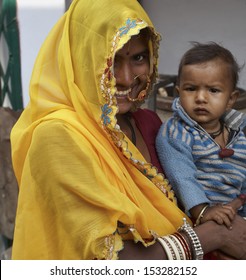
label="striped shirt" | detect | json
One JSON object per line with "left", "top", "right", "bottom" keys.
{"left": 156, "top": 98, "right": 246, "bottom": 217}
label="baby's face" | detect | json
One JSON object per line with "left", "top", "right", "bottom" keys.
{"left": 176, "top": 58, "right": 238, "bottom": 129}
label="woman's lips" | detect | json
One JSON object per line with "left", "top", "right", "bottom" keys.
{"left": 115, "top": 88, "right": 131, "bottom": 97}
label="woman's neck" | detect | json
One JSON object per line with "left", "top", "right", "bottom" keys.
{"left": 116, "top": 113, "right": 151, "bottom": 162}
{"left": 117, "top": 113, "right": 136, "bottom": 145}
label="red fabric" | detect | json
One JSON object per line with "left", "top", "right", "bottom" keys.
{"left": 132, "top": 108, "right": 164, "bottom": 174}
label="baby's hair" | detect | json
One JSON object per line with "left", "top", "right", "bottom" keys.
{"left": 177, "top": 41, "right": 242, "bottom": 89}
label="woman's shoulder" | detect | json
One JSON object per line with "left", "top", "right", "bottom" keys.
{"left": 32, "top": 119, "right": 81, "bottom": 146}
{"left": 34, "top": 119, "right": 69, "bottom": 134}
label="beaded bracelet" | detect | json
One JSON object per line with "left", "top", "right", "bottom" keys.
{"left": 178, "top": 217, "right": 204, "bottom": 260}
{"left": 194, "top": 204, "right": 209, "bottom": 226}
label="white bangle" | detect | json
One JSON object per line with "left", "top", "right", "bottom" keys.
{"left": 157, "top": 237, "right": 175, "bottom": 260}
{"left": 157, "top": 235, "right": 187, "bottom": 260}
{"left": 168, "top": 235, "right": 186, "bottom": 260}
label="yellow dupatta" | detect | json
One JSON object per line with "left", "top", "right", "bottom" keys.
{"left": 11, "top": 0, "right": 187, "bottom": 260}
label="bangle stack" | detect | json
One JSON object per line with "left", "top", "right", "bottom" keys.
{"left": 156, "top": 218, "right": 204, "bottom": 260}
{"left": 157, "top": 235, "right": 188, "bottom": 260}
{"left": 194, "top": 205, "right": 209, "bottom": 226}
{"left": 173, "top": 232, "right": 192, "bottom": 260}
{"left": 178, "top": 217, "right": 204, "bottom": 260}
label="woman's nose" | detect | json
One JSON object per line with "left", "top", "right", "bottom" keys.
{"left": 115, "top": 63, "right": 135, "bottom": 87}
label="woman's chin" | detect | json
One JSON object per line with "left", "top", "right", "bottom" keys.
{"left": 117, "top": 102, "right": 133, "bottom": 115}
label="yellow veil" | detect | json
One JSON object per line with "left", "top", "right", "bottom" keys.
{"left": 11, "top": 0, "right": 186, "bottom": 259}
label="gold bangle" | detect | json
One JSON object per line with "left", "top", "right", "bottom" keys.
{"left": 194, "top": 205, "right": 209, "bottom": 226}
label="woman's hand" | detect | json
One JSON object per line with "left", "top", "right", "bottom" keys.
{"left": 219, "top": 214, "right": 246, "bottom": 259}
{"left": 211, "top": 196, "right": 246, "bottom": 259}
{"left": 194, "top": 196, "right": 246, "bottom": 260}
{"left": 119, "top": 196, "right": 246, "bottom": 260}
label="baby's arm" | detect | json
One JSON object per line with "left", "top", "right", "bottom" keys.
{"left": 192, "top": 203, "right": 237, "bottom": 229}
{"left": 195, "top": 195, "right": 246, "bottom": 227}
{"left": 156, "top": 121, "right": 210, "bottom": 213}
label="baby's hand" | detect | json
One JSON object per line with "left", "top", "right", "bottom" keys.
{"left": 201, "top": 204, "right": 236, "bottom": 229}
{"left": 201, "top": 195, "right": 246, "bottom": 228}
{"left": 227, "top": 194, "right": 246, "bottom": 210}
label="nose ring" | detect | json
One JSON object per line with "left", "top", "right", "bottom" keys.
{"left": 134, "top": 74, "right": 141, "bottom": 80}
{"left": 127, "top": 75, "right": 151, "bottom": 102}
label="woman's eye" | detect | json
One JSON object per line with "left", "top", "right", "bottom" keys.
{"left": 133, "top": 53, "right": 149, "bottom": 63}
{"left": 134, "top": 54, "right": 144, "bottom": 62}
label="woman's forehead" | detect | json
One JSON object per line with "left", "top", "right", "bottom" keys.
{"left": 116, "top": 34, "right": 149, "bottom": 56}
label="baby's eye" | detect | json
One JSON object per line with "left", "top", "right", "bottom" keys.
{"left": 184, "top": 86, "right": 195, "bottom": 92}
{"left": 209, "top": 88, "right": 220, "bottom": 94}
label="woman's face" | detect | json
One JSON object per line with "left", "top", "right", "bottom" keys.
{"left": 114, "top": 32, "right": 150, "bottom": 114}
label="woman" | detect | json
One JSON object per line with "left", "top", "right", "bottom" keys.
{"left": 11, "top": 0, "right": 246, "bottom": 260}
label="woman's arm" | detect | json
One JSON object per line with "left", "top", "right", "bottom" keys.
{"left": 119, "top": 217, "right": 246, "bottom": 260}
{"left": 119, "top": 198, "right": 246, "bottom": 260}
{"left": 119, "top": 239, "right": 166, "bottom": 260}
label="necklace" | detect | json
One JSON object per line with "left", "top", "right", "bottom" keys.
{"left": 208, "top": 121, "right": 223, "bottom": 139}
{"left": 124, "top": 113, "right": 136, "bottom": 145}
{"left": 207, "top": 121, "right": 234, "bottom": 158}
{"left": 218, "top": 125, "right": 234, "bottom": 158}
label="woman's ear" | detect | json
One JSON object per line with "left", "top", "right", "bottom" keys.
{"left": 227, "top": 90, "right": 240, "bottom": 109}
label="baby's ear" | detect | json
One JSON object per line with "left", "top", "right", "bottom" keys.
{"left": 175, "top": 86, "right": 180, "bottom": 95}
{"left": 227, "top": 89, "right": 240, "bottom": 109}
